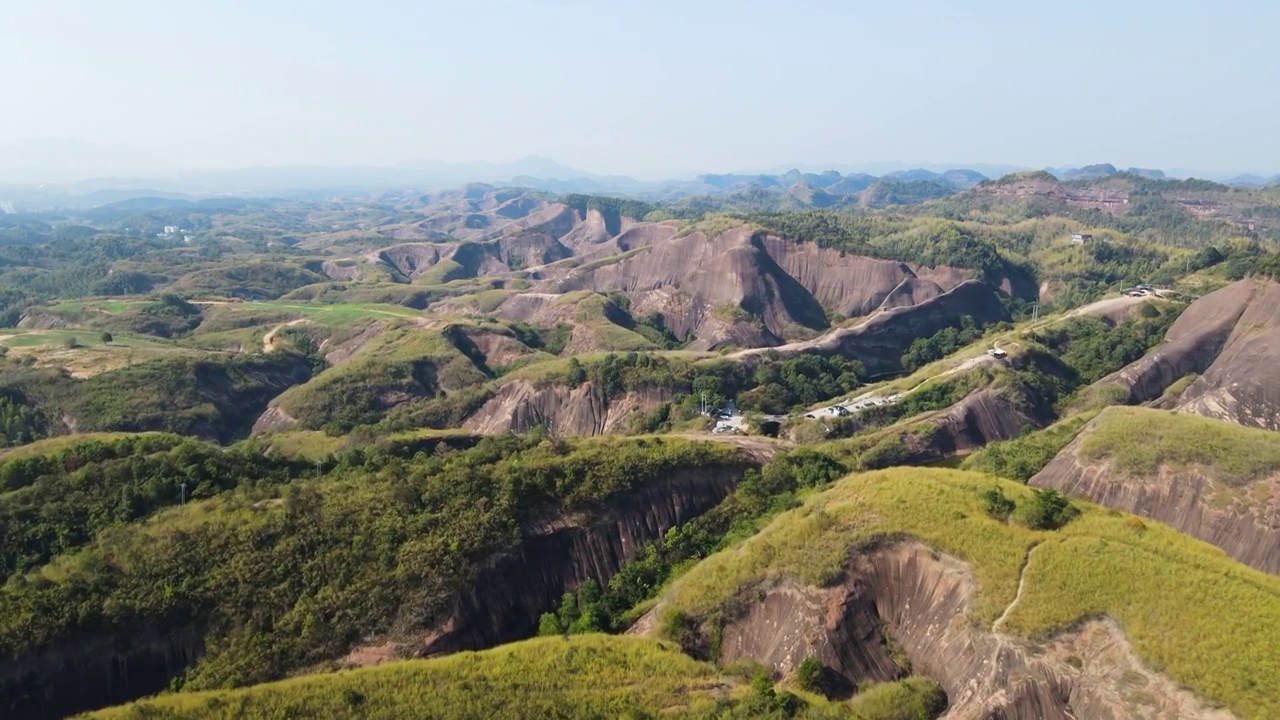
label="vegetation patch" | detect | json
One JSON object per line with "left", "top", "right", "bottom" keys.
{"left": 0, "top": 351, "right": 311, "bottom": 442}
{"left": 0, "top": 435, "right": 744, "bottom": 694}
{"left": 962, "top": 413, "right": 1095, "bottom": 482}
{"left": 272, "top": 323, "right": 486, "bottom": 433}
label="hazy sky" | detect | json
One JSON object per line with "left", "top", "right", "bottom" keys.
{"left": 4, "top": 0, "right": 1278, "bottom": 178}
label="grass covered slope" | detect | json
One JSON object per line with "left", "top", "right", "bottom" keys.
{"left": 1076, "top": 405, "right": 1280, "bottom": 485}
{"left": 269, "top": 322, "right": 490, "bottom": 432}
{"left": 661, "top": 468, "right": 1280, "bottom": 718}
{"left": 82, "top": 635, "right": 935, "bottom": 720}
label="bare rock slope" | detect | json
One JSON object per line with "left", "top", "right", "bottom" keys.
{"left": 733, "top": 280, "right": 1010, "bottom": 374}
{"left": 1098, "top": 278, "right": 1280, "bottom": 429}
{"left": 462, "top": 381, "right": 671, "bottom": 436}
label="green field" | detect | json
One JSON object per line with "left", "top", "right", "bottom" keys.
{"left": 229, "top": 301, "right": 421, "bottom": 325}
{"left": 240, "top": 427, "right": 477, "bottom": 461}
{"left": 0, "top": 432, "right": 174, "bottom": 463}
{"left": 0, "top": 329, "right": 177, "bottom": 349}
{"left": 46, "top": 298, "right": 421, "bottom": 328}
{"left": 661, "top": 467, "right": 1280, "bottom": 719}
{"left": 46, "top": 300, "right": 135, "bottom": 314}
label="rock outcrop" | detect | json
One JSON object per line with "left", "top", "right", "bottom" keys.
{"left": 1096, "top": 280, "right": 1255, "bottom": 404}
{"left": 462, "top": 381, "right": 671, "bottom": 436}
{"left": 1173, "top": 280, "right": 1280, "bottom": 429}
{"left": 902, "top": 389, "right": 1039, "bottom": 464}
{"left": 1094, "top": 278, "right": 1280, "bottom": 431}
{"left": 250, "top": 405, "right": 298, "bottom": 435}
{"left": 1, "top": 626, "right": 205, "bottom": 720}
{"left": 540, "top": 228, "right": 989, "bottom": 351}
{"left": 709, "top": 543, "right": 1234, "bottom": 720}
{"left": 753, "top": 235, "right": 970, "bottom": 319}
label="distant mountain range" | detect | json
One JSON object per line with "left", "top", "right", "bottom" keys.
{"left": 1, "top": 140, "right": 1278, "bottom": 212}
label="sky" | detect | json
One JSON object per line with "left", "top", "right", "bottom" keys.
{"left": 2, "top": 0, "right": 1279, "bottom": 179}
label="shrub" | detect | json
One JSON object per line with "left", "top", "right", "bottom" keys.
{"left": 796, "top": 657, "right": 824, "bottom": 693}
{"left": 980, "top": 487, "right": 1016, "bottom": 521}
{"left": 1012, "top": 488, "right": 1078, "bottom": 530}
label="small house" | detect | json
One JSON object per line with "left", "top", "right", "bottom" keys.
{"left": 1070, "top": 233, "right": 1093, "bottom": 244}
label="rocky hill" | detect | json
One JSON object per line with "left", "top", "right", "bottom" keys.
{"left": 1096, "top": 278, "right": 1280, "bottom": 428}
{"left": 969, "top": 171, "right": 1279, "bottom": 231}
{"left": 1031, "top": 406, "right": 1280, "bottom": 576}
{"left": 732, "top": 280, "right": 1009, "bottom": 373}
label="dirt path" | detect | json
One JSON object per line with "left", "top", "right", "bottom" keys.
{"left": 671, "top": 433, "right": 792, "bottom": 464}
{"left": 993, "top": 543, "right": 1040, "bottom": 633}
{"left": 262, "top": 319, "right": 311, "bottom": 353}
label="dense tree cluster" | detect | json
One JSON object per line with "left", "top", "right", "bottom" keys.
{"left": 563, "top": 352, "right": 864, "bottom": 416}
{"left": 901, "top": 316, "right": 985, "bottom": 372}
{"left": 1030, "top": 308, "right": 1178, "bottom": 387}
{"left": 0, "top": 434, "right": 741, "bottom": 701}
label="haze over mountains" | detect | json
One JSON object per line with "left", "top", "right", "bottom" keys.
{"left": 3, "top": 142, "right": 1279, "bottom": 211}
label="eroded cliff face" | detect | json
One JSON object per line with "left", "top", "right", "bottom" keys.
{"left": 705, "top": 543, "right": 1234, "bottom": 720}
{"left": 1031, "top": 435, "right": 1280, "bottom": 576}
{"left": 414, "top": 466, "right": 751, "bottom": 657}
{"left": 911, "top": 389, "right": 1039, "bottom": 462}
{"left": 529, "top": 226, "right": 995, "bottom": 351}
{"left": 1095, "top": 278, "right": 1280, "bottom": 432}
{"left": 1, "top": 626, "right": 204, "bottom": 720}
{"left": 1173, "top": 280, "right": 1280, "bottom": 429}
{"left": 753, "top": 235, "right": 969, "bottom": 319}
{"left": 462, "top": 380, "right": 671, "bottom": 436}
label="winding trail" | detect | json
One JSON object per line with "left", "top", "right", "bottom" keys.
{"left": 262, "top": 319, "right": 311, "bottom": 353}
{"left": 993, "top": 542, "right": 1040, "bottom": 633}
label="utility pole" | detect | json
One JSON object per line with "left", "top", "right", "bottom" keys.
{"left": 180, "top": 482, "right": 188, "bottom": 505}
{"left": 1031, "top": 302, "right": 1039, "bottom": 323}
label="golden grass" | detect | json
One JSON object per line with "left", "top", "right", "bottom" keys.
{"left": 81, "top": 635, "right": 861, "bottom": 720}
{"left": 662, "top": 467, "right": 1280, "bottom": 718}
{"left": 1078, "top": 405, "right": 1280, "bottom": 487}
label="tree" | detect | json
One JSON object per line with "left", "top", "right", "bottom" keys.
{"left": 100, "top": 332, "right": 114, "bottom": 345}
{"left": 63, "top": 337, "right": 80, "bottom": 350}
{"left": 565, "top": 358, "right": 586, "bottom": 387}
